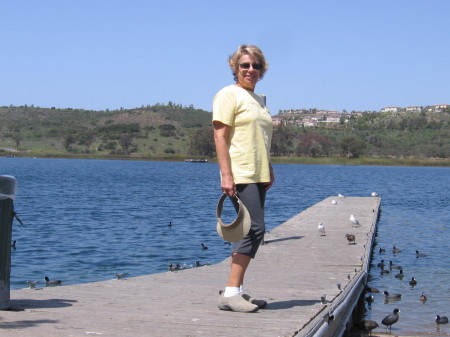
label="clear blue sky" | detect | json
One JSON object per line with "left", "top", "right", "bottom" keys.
{"left": 1, "top": 0, "right": 449, "bottom": 115}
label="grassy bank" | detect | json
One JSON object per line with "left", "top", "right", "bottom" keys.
{"left": 4, "top": 150, "right": 450, "bottom": 167}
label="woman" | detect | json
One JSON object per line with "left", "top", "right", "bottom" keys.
{"left": 213, "top": 45, "right": 274, "bottom": 313}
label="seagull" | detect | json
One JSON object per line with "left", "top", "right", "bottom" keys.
{"left": 338, "top": 193, "right": 345, "bottom": 198}
{"left": 44, "top": 276, "right": 62, "bottom": 286}
{"left": 331, "top": 199, "right": 337, "bottom": 205}
{"left": 350, "top": 214, "right": 360, "bottom": 227}
{"left": 201, "top": 243, "right": 208, "bottom": 250}
{"left": 435, "top": 315, "right": 449, "bottom": 324}
{"left": 26, "top": 280, "right": 39, "bottom": 289}
{"left": 371, "top": 192, "right": 379, "bottom": 197}
{"left": 382, "top": 308, "right": 400, "bottom": 330}
{"left": 318, "top": 222, "right": 326, "bottom": 236}
{"left": 345, "top": 234, "right": 356, "bottom": 244}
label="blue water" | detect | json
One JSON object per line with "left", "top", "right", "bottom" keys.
{"left": 1, "top": 158, "right": 449, "bottom": 336}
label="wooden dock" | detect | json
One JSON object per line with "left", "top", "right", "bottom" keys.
{"left": 1, "top": 196, "right": 381, "bottom": 337}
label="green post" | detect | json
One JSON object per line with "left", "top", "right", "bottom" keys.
{"left": 0, "top": 175, "right": 16, "bottom": 310}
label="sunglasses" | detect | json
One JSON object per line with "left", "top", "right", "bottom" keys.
{"left": 239, "top": 63, "right": 262, "bottom": 70}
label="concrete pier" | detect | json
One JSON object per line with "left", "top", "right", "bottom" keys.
{"left": 1, "top": 196, "right": 380, "bottom": 337}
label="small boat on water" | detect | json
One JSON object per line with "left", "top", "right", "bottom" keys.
{"left": 184, "top": 159, "right": 208, "bottom": 163}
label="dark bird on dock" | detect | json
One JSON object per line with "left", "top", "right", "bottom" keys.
{"left": 383, "top": 290, "right": 401, "bottom": 299}
{"left": 201, "top": 243, "right": 208, "bottom": 250}
{"left": 168, "top": 263, "right": 181, "bottom": 271}
{"left": 392, "top": 245, "right": 401, "bottom": 253}
{"left": 44, "top": 276, "right": 62, "bottom": 286}
{"left": 115, "top": 273, "right": 126, "bottom": 280}
{"left": 320, "top": 294, "right": 326, "bottom": 304}
{"left": 435, "top": 315, "right": 449, "bottom": 324}
{"left": 365, "top": 295, "right": 374, "bottom": 307}
{"left": 409, "top": 277, "right": 417, "bottom": 287}
{"left": 345, "top": 234, "right": 356, "bottom": 244}
{"left": 379, "top": 247, "right": 385, "bottom": 253}
{"left": 395, "top": 269, "right": 404, "bottom": 279}
{"left": 420, "top": 292, "right": 427, "bottom": 302}
{"left": 26, "top": 280, "right": 39, "bottom": 289}
{"left": 382, "top": 308, "right": 400, "bottom": 330}
{"left": 389, "top": 260, "right": 402, "bottom": 270}
{"left": 364, "top": 320, "right": 379, "bottom": 336}
{"left": 416, "top": 250, "right": 427, "bottom": 257}
{"left": 337, "top": 283, "right": 341, "bottom": 290}
{"left": 377, "top": 260, "right": 385, "bottom": 268}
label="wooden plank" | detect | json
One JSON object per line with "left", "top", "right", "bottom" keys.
{"left": 1, "top": 196, "right": 380, "bottom": 337}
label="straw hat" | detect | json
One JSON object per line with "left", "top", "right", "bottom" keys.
{"left": 216, "top": 194, "right": 251, "bottom": 242}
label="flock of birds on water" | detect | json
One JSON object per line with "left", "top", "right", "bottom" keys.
{"left": 317, "top": 192, "right": 448, "bottom": 335}
{"left": 361, "top": 245, "right": 448, "bottom": 335}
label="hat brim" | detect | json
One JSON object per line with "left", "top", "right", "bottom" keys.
{"left": 216, "top": 194, "right": 251, "bottom": 242}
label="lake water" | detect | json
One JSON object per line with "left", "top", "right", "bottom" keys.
{"left": 1, "top": 158, "right": 449, "bottom": 336}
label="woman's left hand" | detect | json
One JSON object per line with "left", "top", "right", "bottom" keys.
{"left": 265, "top": 166, "right": 275, "bottom": 191}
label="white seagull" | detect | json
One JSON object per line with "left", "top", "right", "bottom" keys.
{"left": 371, "top": 192, "right": 379, "bottom": 197}
{"left": 318, "top": 222, "right": 326, "bottom": 236}
{"left": 350, "top": 214, "right": 361, "bottom": 227}
{"left": 338, "top": 193, "right": 345, "bottom": 198}
{"left": 331, "top": 199, "right": 337, "bottom": 205}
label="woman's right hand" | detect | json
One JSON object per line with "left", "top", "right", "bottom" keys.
{"left": 221, "top": 174, "right": 236, "bottom": 197}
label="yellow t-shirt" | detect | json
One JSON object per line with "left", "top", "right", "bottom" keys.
{"left": 213, "top": 85, "right": 273, "bottom": 184}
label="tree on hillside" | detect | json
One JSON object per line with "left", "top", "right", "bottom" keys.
{"left": 297, "top": 132, "right": 330, "bottom": 157}
{"left": 340, "top": 136, "right": 365, "bottom": 158}
{"left": 188, "top": 126, "right": 214, "bottom": 157}
{"left": 64, "top": 135, "right": 75, "bottom": 151}
{"left": 120, "top": 133, "right": 134, "bottom": 154}
{"left": 12, "top": 132, "right": 23, "bottom": 151}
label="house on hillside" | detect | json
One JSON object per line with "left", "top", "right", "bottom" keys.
{"left": 380, "top": 106, "right": 401, "bottom": 113}
{"left": 405, "top": 106, "right": 422, "bottom": 113}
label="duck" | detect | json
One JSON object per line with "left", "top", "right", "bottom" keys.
{"left": 435, "top": 315, "right": 449, "bottom": 324}
{"left": 394, "top": 269, "right": 404, "bottom": 279}
{"left": 382, "top": 308, "right": 400, "bottom": 330}
{"left": 167, "top": 221, "right": 172, "bottom": 228}
{"left": 378, "top": 247, "right": 385, "bottom": 253}
{"left": 392, "top": 245, "right": 401, "bottom": 253}
{"left": 44, "top": 276, "right": 62, "bottom": 286}
{"left": 365, "top": 295, "right": 374, "bottom": 306}
{"left": 389, "top": 260, "right": 402, "bottom": 270}
{"left": 345, "top": 234, "right": 356, "bottom": 244}
{"left": 364, "top": 319, "right": 379, "bottom": 336}
{"left": 11, "top": 240, "right": 16, "bottom": 249}
{"left": 377, "top": 259, "right": 385, "bottom": 268}
{"left": 419, "top": 292, "right": 427, "bottom": 302}
{"left": 364, "top": 285, "right": 380, "bottom": 293}
{"left": 383, "top": 290, "right": 401, "bottom": 299}
{"left": 201, "top": 243, "right": 208, "bottom": 250}
{"left": 168, "top": 263, "right": 181, "bottom": 271}
{"left": 380, "top": 268, "right": 390, "bottom": 275}
{"left": 409, "top": 277, "right": 417, "bottom": 286}
{"left": 416, "top": 250, "right": 427, "bottom": 257}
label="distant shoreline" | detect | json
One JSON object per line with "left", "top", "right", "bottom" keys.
{"left": 3, "top": 152, "right": 450, "bottom": 167}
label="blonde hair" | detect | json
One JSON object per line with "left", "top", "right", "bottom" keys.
{"left": 228, "top": 44, "right": 269, "bottom": 82}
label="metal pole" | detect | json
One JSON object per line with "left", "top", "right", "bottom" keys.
{"left": 0, "top": 175, "right": 17, "bottom": 310}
